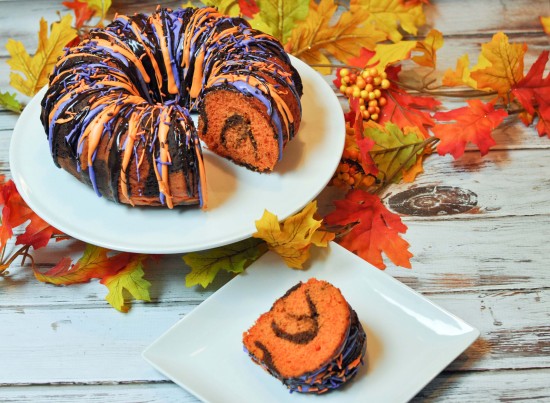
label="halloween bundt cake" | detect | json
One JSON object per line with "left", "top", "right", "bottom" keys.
{"left": 243, "top": 278, "right": 366, "bottom": 394}
{"left": 40, "top": 6, "right": 302, "bottom": 208}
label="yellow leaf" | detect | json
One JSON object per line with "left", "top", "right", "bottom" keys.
{"left": 101, "top": 255, "right": 150, "bottom": 313}
{"left": 250, "top": 0, "right": 310, "bottom": 43}
{"left": 412, "top": 29, "right": 443, "bottom": 68}
{"left": 470, "top": 32, "right": 527, "bottom": 98}
{"left": 200, "top": 0, "right": 239, "bottom": 16}
{"left": 541, "top": 16, "right": 550, "bottom": 35}
{"left": 442, "top": 53, "right": 492, "bottom": 89}
{"left": 252, "top": 201, "right": 334, "bottom": 269}
{"left": 85, "top": 0, "right": 112, "bottom": 21}
{"left": 6, "top": 15, "right": 77, "bottom": 96}
{"left": 286, "top": 0, "right": 385, "bottom": 73}
{"left": 369, "top": 40, "right": 418, "bottom": 71}
{"left": 350, "top": 0, "right": 426, "bottom": 43}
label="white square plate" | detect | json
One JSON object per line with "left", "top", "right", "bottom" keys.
{"left": 143, "top": 243, "right": 479, "bottom": 402}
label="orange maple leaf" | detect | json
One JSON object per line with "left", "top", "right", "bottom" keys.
{"left": 0, "top": 179, "right": 63, "bottom": 250}
{"left": 470, "top": 32, "right": 527, "bottom": 98}
{"left": 34, "top": 244, "right": 133, "bottom": 285}
{"left": 412, "top": 29, "right": 443, "bottom": 68}
{"left": 380, "top": 69, "right": 441, "bottom": 137}
{"left": 432, "top": 99, "right": 508, "bottom": 159}
{"left": 63, "top": 0, "right": 95, "bottom": 29}
{"left": 325, "top": 189, "right": 412, "bottom": 270}
{"left": 511, "top": 50, "right": 550, "bottom": 137}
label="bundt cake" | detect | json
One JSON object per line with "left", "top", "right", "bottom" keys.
{"left": 40, "top": 6, "right": 303, "bottom": 208}
{"left": 243, "top": 278, "right": 367, "bottom": 394}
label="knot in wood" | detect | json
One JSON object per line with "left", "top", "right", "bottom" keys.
{"left": 388, "top": 186, "right": 478, "bottom": 216}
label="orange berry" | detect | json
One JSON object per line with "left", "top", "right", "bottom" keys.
{"left": 341, "top": 172, "right": 350, "bottom": 181}
{"left": 380, "top": 71, "right": 388, "bottom": 79}
{"left": 342, "top": 76, "right": 350, "bottom": 84}
{"left": 339, "top": 68, "right": 349, "bottom": 77}
{"left": 368, "top": 99, "right": 378, "bottom": 107}
{"left": 374, "top": 89, "right": 382, "bottom": 98}
{"left": 368, "top": 105, "right": 377, "bottom": 114}
{"left": 368, "top": 92, "right": 376, "bottom": 100}
{"left": 373, "top": 77, "right": 381, "bottom": 86}
{"left": 379, "top": 97, "right": 387, "bottom": 106}
{"left": 360, "top": 89, "right": 369, "bottom": 99}
{"left": 370, "top": 113, "right": 379, "bottom": 121}
{"left": 345, "top": 87, "right": 353, "bottom": 96}
{"left": 359, "top": 98, "right": 366, "bottom": 105}
{"left": 365, "top": 76, "right": 374, "bottom": 84}
{"left": 349, "top": 73, "right": 357, "bottom": 83}
{"left": 365, "top": 84, "right": 374, "bottom": 92}
{"left": 381, "top": 79, "right": 390, "bottom": 89}
{"left": 349, "top": 149, "right": 359, "bottom": 160}
{"left": 375, "top": 106, "right": 380, "bottom": 114}
{"left": 369, "top": 67, "right": 378, "bottom": 77}
{"left": 359, "top": 105, "right": 366, "bottom": 111}
{"left": 352, "top": 87, "right": 361, "bottom": 98}
{"left": 347, "top": 177, "right": 355, "bottom": 186}
{"left": 356, "top": 77, "right": 366, "bottom": 89}
{"left": 339, "top": 85, "right": 347, "bottom": 93}
{"left": 362, "top": 110, "right": 370, "bottom": 119}
{"left": 361, "top": 69, "right": 370, "bottom": 79}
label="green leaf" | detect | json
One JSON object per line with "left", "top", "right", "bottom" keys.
{"left": 200, "top": 0, "right": 241, "bottom": 16}
{"left": 0, "top": 91, "right": 23, "bottom": 113}
{"left": 101, "top": 255, "right": 151, "bottom": 313}
{"left": 250, "top": 0, "right": 309, "bottom": 43}
{"left": 184, "top": 238, "right": 267, "bottom": 288}
{"left": 364, "top": 122, "right": 426, "bottom": 184}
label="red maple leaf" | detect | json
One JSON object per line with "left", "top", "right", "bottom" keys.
{"left": 432, "top": 99, "right": 508, "bottom": 159}
{"left": 0, "top": 179, "right": 63, "bottom": 250}
{"left": 511, "top": 50, "right": 550, "bottom": 137}
{"left": 347, "top": 47, "right": 376, "bottom": 68}
{"left": 348, "top": 98, "right": 378, "bottom": 176}
{"left": 325, "top": 189, "right": 412, "bottom": 269}
{"left": 62, "top": 0, "right": 95, "bottom": 29}
{"left": 239, "top": 0, "right": 260, "bottom": 18}
{"left": 380, "top": 85, "right": 440, "bottom": 137}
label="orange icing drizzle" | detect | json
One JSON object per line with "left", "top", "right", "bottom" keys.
{"left": 149, "top": 14, "right": 179, "bottom": 95}
{"left": 88, "top": 38, "right": 151, "bottom": 83}
{"left": 151, "top": 107, "right": 174, "bottom": 208}
{"left": 189, "top": 48, "right": 205, "bottom": 98}
{"left": 116, "top": 15, "right": 163, "bottom": 88}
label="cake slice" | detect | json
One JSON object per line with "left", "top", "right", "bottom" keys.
{"left": 242, "top": 278, "right": 366, "bottom": 394}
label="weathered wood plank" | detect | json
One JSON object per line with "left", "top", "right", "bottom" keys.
{"left": 412, "top": 368, "right": 550, "bottom": 402}
{"left": 2, "top": 369, "right": 549, "bottom": 403}
{"left": 0, "top": 383, "right": 198, "bottom": 403}
{"left": 0, "top": 289, "right": 547, "bottom": 384}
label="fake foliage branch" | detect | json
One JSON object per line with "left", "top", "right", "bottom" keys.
{"left": 1, "top": 0, "right": 549, "bottom": 311}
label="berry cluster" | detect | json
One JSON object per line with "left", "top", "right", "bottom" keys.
{"left": 330, "top": 128, "right": 375, "bottom": 189}
{"left": 338, "top": 67, "right": 390, "bottom": 122}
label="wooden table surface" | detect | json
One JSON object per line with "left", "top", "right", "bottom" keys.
{"left": 1, "top": 0, "right": 550, "bottom": 401}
